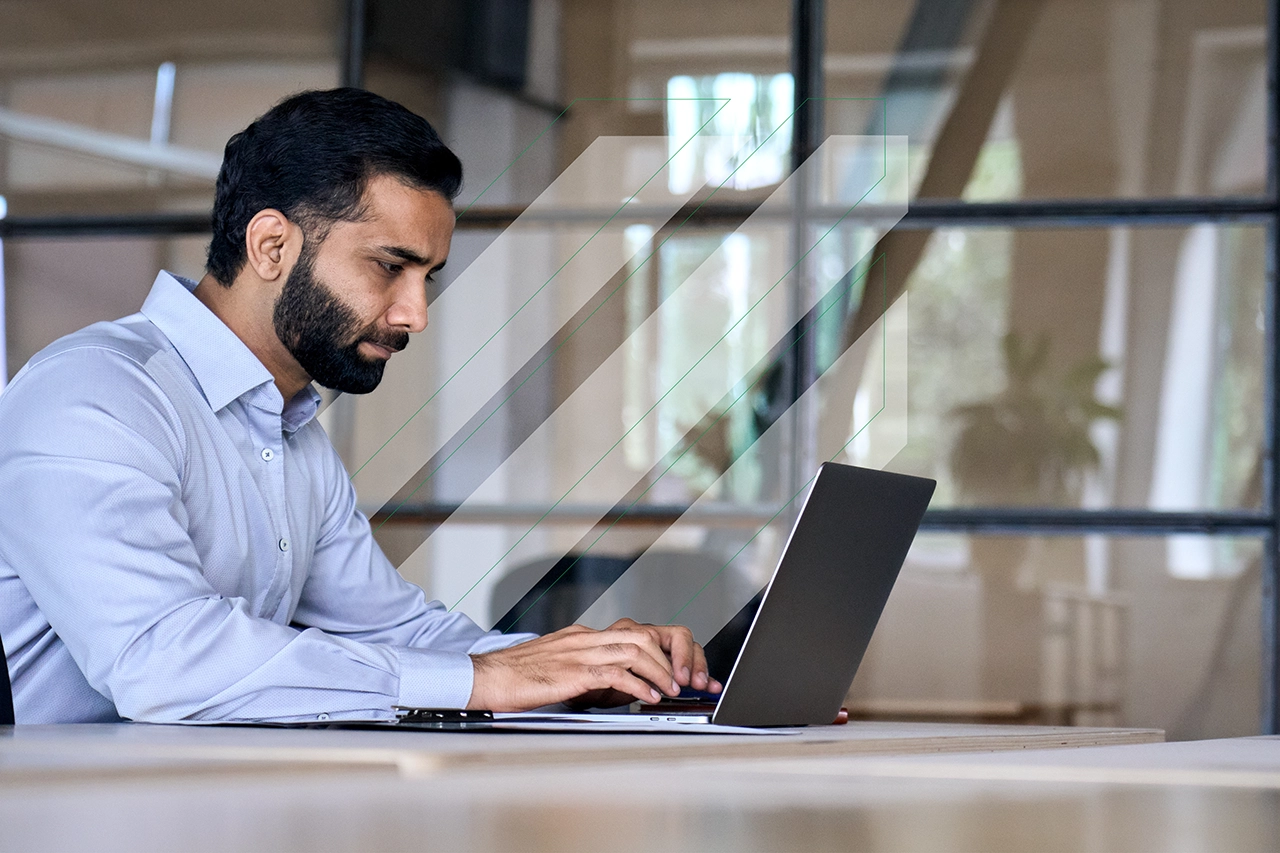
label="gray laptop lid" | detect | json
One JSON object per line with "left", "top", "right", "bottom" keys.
{"left": 711, "top": 462, "right": 935, "bottom": 727}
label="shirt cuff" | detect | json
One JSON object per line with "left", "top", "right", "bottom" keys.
{"left": 467, "top": 630, "right": 539, "bottom": 655}
{"left": 393, "top": 647, "right": 475, "bottom": 709}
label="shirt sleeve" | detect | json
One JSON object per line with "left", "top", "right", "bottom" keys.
{"left": 0, "top": 347, "right": 528, "bottom": 722}
{"left": 290, "top": 434, "right": 537, "bottom": 709}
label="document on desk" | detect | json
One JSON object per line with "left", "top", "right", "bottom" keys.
{"left": 156, "top": 715, "right": 803, "bottom": 734}
{"left": 486, "top": 712, "right": 803, "bottom": 734}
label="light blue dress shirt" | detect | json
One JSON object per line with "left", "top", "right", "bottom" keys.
{"left": 0, "top": 271, "right": 533, "bottom": 723}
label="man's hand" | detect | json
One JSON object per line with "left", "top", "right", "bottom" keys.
{"left": 467, "top": 618, "right": 723, "bottom": 712}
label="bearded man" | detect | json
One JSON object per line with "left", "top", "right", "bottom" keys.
{"left": 0, "top": 88, "right": 718, "bottom": 723}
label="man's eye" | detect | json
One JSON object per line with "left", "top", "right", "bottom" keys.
{"left": 378, "top": 261, "right": 403, "bottom": 274}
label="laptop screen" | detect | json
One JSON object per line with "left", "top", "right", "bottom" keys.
{"left": 710, "top": 462, "right": 935, "bottom": 727}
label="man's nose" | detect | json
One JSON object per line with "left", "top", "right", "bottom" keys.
{"left": 387, "top": 279, "right": 429, "bottom": 333}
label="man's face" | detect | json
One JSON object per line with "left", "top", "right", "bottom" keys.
{"left": 273, "top": 174, "right": 454, "bottom": 394}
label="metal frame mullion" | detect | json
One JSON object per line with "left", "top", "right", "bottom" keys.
{"left": 898, "top": 197, "right": 1278, "bottom": 228}
{"left": 922, "top": 509, "right": 1273, "bottom": 536}
{"left": 341, "top": 0, "right": 366, "bottom": 89}
{"left": 0, "top": 213, "right": 213, "bottom": 239}
{"left": 1262, "top": 0, "right": 1280, "bottom": 736}
{"left": 3, "top": 197, "right": 1276, "bottom": 238}
{"left": 787, "top": 0, "right": 827, "bottom": 504}
{"left": 1264, "top": 214, "right": 1278, "bottom": 735}
{"left": 392, "top": 197, "right": 1280, "bottom": 230}
{"left": 371, "top": 503, "right": 1273, "bottom": 534}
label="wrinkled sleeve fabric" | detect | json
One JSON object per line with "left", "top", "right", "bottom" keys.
{"left": 290, "top": 434, "right": 536, "bottom": 709}
{"left": 0, "top": 347, "right": 529, "bottom": 722}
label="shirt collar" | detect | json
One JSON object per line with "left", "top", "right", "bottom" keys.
{"left": 281, "top": 385, "right": 323, "bottom": 435}
{"left": 141, "top": 271, "right": 321, "bottom": 433}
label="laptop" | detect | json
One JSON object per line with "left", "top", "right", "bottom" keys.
{"left": 394, "top": 462, "right": 936, "bottom": 733}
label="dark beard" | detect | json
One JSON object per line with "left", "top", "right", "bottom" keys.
{"left": 272, "top": 243, "right": 409, "bottom": 395}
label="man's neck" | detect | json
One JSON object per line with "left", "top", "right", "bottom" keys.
{"left": 192, "top": 273, "right": 311, "bottom": 401}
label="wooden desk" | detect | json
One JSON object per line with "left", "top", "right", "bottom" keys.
{"left": 8, "top": 723, "right": 1278, "bottom": 852}
{"left": 757, "top": 734, "right": 1280, "bottom": 789}
{"left": 0, "top": 720, "right": 1163, "bottom": 779}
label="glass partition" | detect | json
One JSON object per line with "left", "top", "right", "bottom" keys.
{"left": 3, "top": 234, "right": 207, "bottom": 379}
{"left": 851, "top": 532, "right": 1263, "bottom": 740}
{"left": 2, "top": 0, "right": 1276, "bottom": 736}
{"left": 886, "top": 224, "right": 1266, "bottom": 510}
{"left": 0, "top": 0, "right": 341, "bottom": 217}
{"left": 825, "top": 0, "right": 1269, "bottom": 201}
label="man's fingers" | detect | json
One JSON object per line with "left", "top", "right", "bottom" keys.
{"left": 468, "top": 619, "right": 726, "bottom": 712}
{"left": 631, "top": 623, "right": 697, "bottom": 688}
{"left": 589, "top": 641, "right": 678, "bottom": 696}
{"left": 598, "top": 621, "right": 715, "bottom": 693}
{"left": 689, "top": 641, "right": 711, "bottom": 691}
{"left": 535, "top": 625, "right": 678, "bottom": 695}
{"left": 588, "top": 664, "right": 662, "bottom": 703}
{"left": 654, "top": 625, "right": 697, "bottom": 686}
{"left": 590, "top": 627, "right": 679, "bottom": 689}
{"left": 655, "top": 626, "right": 719, "bottom": 693}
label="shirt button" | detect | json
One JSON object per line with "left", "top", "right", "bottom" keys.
{"left": 261, "top": 448, "right": 275, "bottom": 461}
{"left": 278, "top": 538, "right": 290, "bottom": 552}
{"left": 317, "top": 713, "right": 330, "bottom": 721}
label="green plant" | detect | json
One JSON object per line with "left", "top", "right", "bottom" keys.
{"left": 949, "top": 332, "right": 1122, "bottom": 505}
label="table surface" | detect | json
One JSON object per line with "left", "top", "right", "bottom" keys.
{"left": 0, "top": 719, "right": 1165, "bottom": 777}
{"left": 6, "top": 722, "right": 1279, "bottom": 853}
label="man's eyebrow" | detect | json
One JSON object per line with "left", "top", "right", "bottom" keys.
{"left": 377, "top": 245, "right": 432, "bottom": 266}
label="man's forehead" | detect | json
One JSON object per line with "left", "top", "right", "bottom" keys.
{"left": 346, "top": 177, "right": 454, "bottom": 256}
{"left": 362, "top": 173, "right": 453, "bottom": 216}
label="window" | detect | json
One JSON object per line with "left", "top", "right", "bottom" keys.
{"left": 4, "top": 0, "right": 1276, "bottom": 740}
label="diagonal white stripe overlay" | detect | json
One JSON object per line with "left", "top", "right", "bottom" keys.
{"left": 408, "top": 135, "right": 909, "bottom": 626}
{"left": 579, "top": 289, "right": 910, "bottom": 642}
{"left": 335, "top": 134, "right": 724, "bottom": 513}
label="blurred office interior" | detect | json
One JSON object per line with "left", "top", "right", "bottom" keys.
{"left": 0, "top": 0, "right": 1275, "bottom": 740}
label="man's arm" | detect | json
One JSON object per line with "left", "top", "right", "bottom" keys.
{"left": 286, "top": 441, "right": 540, "bottom": 704}
{"left": 287, "top": 434, "right": 535, "bottom": 656}
{"left": 292, "top": 444, "right": 721, "bottom": 711}
{"left": 0, "top": 348, "right": 476, "bottom": 721}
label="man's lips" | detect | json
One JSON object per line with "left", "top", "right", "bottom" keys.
{"left": 359, "top": 340, "right": 402, "bottom": 360}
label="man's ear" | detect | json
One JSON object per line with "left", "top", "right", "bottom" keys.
{"left": 243, "top": 209, "right": 302, "bottom": 283}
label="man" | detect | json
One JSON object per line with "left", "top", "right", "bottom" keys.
{"left": 0, "top": 88, "right": 719, "bottom": 724}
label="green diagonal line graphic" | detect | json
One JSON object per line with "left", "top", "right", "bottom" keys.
{"left": 349, "top": 98, "right": 731, "bottom": 481}
{"left": 373, "top": 105, "right": 812, "bottom": 529}
{"left": 357, "top": 97, "right": 888, "bottom": 490}
{"left": 452, "top": 106, "right": 569, "bottom": 222}
{"left": 535, "top": 99, "right": 893, "bottom": 627}
{"left": 460, "top": 143, "right": 890, "bottom": 617}
{"left": 665, "top": 255, "right": 891, "bottom": 626}
{"left": 505, "top": 252, "right": 888, "bottom": 630}
{"left": 453, "top": 142, "right": 890, "bottom": 613}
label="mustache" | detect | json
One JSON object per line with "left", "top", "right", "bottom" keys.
{"left": 359, "top": 328, "right": 409, "bottom": 353}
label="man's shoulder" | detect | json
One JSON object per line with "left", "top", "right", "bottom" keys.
{"left": 22, "top": 313, "right": 169, "bottom": 376}
{"left": 0, "top": 314, "right": 189, "bottom": 432}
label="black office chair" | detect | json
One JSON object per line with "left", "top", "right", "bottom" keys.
{"left": 1, "top": 631, "right": 14, "bottom": 725}
{"left": 490, "top": 549, "right": 762, "bottom": 682}
{"left": 491, "top": 553, "right": 637, "bottom": 635}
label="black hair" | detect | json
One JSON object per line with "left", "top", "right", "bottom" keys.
{"left": 206, "top": 87, "right": 462, "bottom": 286}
